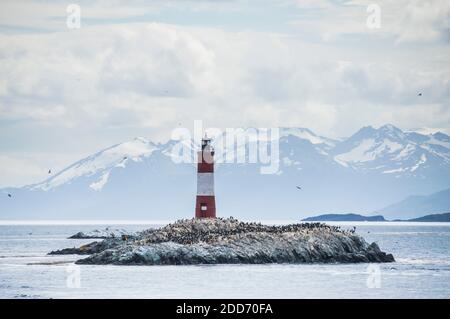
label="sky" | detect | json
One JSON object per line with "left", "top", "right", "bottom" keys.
{"left": 0, "top": 0, "right": 449, "bottom": 187}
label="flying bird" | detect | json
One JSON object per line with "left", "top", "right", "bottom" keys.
{"left": 418, "top": 93, "right": 422, "bottom": 96}
{"left": 48, "top": 169, "right": 51, "bottom": 174}
{"left": 7, "top": 193, "right": 11, "bottom": 198}
{"left": 296, "top": 186, "right": 302, "bottom": 190}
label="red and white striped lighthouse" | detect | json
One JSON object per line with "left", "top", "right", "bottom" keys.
{"left": 195, "top": 135, "right": 216, "bottom": 218}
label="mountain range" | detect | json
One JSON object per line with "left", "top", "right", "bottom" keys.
{"left": 1, "top": 124, "right": 449, "bottom": 220}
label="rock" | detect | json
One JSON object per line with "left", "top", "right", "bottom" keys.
{"left": 48, "top": 239, "right": 122, "bottom": 255}
{"left": 52, "top": 218, "right": 396, "bottom": 265}
{"left": 68, "top": 227, "right": 134, "bottom": 239}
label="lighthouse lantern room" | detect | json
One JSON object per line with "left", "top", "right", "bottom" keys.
{"left": 195, "top": 135, "right": 216, "bottom": 218}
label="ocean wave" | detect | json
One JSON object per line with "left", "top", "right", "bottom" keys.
{"left": 368, "top": 232, "right": 450, "bottom": 236}
{"left": 396, "top": 258, "right": 450, "bottom": 265}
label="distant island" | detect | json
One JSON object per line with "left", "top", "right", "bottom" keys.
{"left": 303, "top": 212, "right": 450, "bottom": 222}
{"left": 397, "top": 212, "right": 450, "bottom": 222}
{"left": 302, "top": 213, "right": 386, "bottom": 222}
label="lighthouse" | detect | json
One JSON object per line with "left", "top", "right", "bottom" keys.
{"left": 195, "top": 135, "right": 216, "bottom": 218}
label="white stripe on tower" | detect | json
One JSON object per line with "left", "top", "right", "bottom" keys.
{"left": 197, "top": 173, "right": 214, "bottom": 196}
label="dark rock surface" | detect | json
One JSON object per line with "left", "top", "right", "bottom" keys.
{"left": 50, "top": 218, "right": 395, "bottom": 265}
{"left": 49, "top": 239, "right": 122, "bottom": 255}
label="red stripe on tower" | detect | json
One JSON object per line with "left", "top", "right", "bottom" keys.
{"left": 195, "top": 136, "right": 216, "bottom": 218}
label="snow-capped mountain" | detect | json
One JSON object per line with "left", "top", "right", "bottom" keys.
{"left": 1, "top": 124, "right": 449, "bottom": 220}
{"left": 331, "top": 124, "right": 450, "bottom": 176}
{"left": 32, "top": 137, "right": 159, "bottom": 192}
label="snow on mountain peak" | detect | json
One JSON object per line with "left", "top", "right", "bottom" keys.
{"left": 331, "top": 124, "right": 431, "bottom": 171}
{"left": 350, "top": 124, "right": 405, "bottom": 142}
{"left": 21, "top": 125, "right": 450, "bottom": 192}
{"left": 89, "top": 172, "right": 110, "bottom": 191}
{"left": 107, "top": 137, "right": 156, "bottom": 160}
{"left": 4, "top": 125, "right": 449, "bottom": 220}
{"left": 378, "top": 124, "right": 405, "bottom": 139}
{"left": 426, "top": 133, "right": 450, "bottom": 150}
{"left": 380, "top": 124, "right": 398, "bottom": 132}
{"left": 334, "top": 138, "right": 375, "bottom": 166}
{"left": 32, "top": 137, "right": 158, "bottom": 191}
{"left": 406, "top": 127, "right": 449, "bottom": 136}
{"left": 432, "top": 132, "right": 450, "bottom": 140}
{"left": 281, "top": 127, "right": 335, "bottom": 146}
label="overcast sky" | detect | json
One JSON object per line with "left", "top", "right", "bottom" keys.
{"left": 0, "top": 0, "right": 449, "bottom": 187}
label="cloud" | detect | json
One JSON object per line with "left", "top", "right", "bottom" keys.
{"left": 0, "top": 0, "right": 242, "bottom": 33}
{"left": 0, "top": 0, "right": 160, "bottom": 31}
{"left": 1, "top": 22, "right": 449, "bottom": 131}
{"left": 290, "top": 0, "right": 450, "bottom": 43}
{"left": 0, "top": 1, "right": 449, "bottom": 186}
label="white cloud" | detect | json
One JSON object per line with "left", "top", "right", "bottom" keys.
{"left": 0, "top": 0, "right": 162, "bottom": 31}
{"left": 291, "top": 0, "right": 450, "bottom": 43}
{"left": 0, "top": 1, "right": 449, "bottom": 186}
{"left": 1, "top": 22, "right": 449, "bottom": 133}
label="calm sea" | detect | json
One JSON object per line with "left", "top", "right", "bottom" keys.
{"left": 0, "top": 221, "right": 449, "bottom": 298}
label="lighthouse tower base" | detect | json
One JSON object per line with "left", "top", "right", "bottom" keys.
{"left": 195, "top": 195, "right": 216, "bottom": 218}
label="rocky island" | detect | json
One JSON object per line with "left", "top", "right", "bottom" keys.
{"left": 68, "top": 227, "right": 135, "bottom": 239}
{"left": 49, "top": 217, "right": 394, "bottom": 265}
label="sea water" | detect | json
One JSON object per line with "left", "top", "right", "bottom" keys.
{"left": 0, "top": 222, "right": 449, "bottom": 299}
